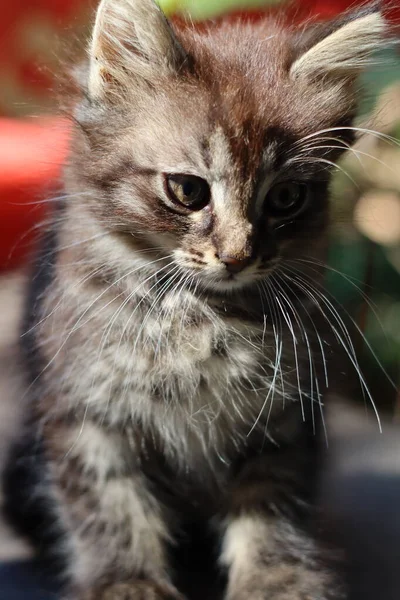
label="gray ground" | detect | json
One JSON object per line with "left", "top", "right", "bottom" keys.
{"left": 0, "top": 271, "right": 32, "bottom": 561}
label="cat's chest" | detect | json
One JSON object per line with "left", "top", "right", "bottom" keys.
{"left": 102, "top": 316, "right": 264, "bottom": 422}
{"left": 111, "top": 306, "right": 290, "bottom": 464}
{"left": 46, "top": 288, "right": 291, "bottom": 466}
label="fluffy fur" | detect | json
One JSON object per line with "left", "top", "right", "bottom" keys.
{"left": 3, "top": 2, "right": 388, "bottom": 599}
{"left": 290, "top": 10, "right": 386, "bottom": 79}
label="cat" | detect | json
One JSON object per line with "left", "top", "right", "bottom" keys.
{"left": 2, "top": 1, "right": 389, "bottom": 599}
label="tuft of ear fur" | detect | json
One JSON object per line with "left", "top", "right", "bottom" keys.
{"left": 89, "top": 0, "right": 187, "bottom": 98}
{"left": 290, "top": 6, "right": 387, "bottom": 81}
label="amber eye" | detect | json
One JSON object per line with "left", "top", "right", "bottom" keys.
{"left": 165, "top": 174, "right": 210, "bottom": 211}
{"left": 265, "top": 182, "right": 309, "bottom": 218}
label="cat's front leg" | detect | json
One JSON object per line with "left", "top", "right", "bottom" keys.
{"left": 221, "top": 515, "right": 341, "bottom": 600}
{"left": 44, "top": 419, "right": 182, "bottom": 600}
{"left": 77, "top": 580, "right": 184, "bottom": 600}
{"left": 221, "top": 443, "right": 344, "bottom": 600}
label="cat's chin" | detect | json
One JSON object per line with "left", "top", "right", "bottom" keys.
{"left": 197, "top": 273, "right": 261, "bottom": 294}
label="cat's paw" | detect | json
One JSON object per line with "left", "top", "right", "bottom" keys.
{"left": 79, "top": 581, "right": 185, "bottom": 600}
{"left": 225, "top": 565, "right": 340, "bottom": 600}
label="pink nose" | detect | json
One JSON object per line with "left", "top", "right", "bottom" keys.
{"left": 219, "top": 254, "right": 252, "bottom": 274}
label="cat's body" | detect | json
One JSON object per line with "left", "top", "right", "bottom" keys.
{"left": 3, "top": 2, "right": 388, "bottom": 599}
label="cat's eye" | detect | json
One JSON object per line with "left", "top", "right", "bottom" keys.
{"left": 165, "top": 174, "right": 210, "bottom": 211}
{"left": 265, "top": 182, "right": 309, "bottom": 218}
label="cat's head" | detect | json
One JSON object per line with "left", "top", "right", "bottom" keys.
{"left": 69, "top": 0, "right": 386, "bottom": 293}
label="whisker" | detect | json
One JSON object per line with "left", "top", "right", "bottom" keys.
{"left": 21, "top": 263, "right": 108, "bottom": 337}
{"left": 110, "top": 264, "right": 183, "bottom": 420}
{"left": 280, "top": 265, "right": 382, "bottom": 432}
{"left": 273, "top": 272, "right": 328, "bottom": 442}
{"left": 294, "top": 126, "right": 400, "bottom": 150}
{"left": 24, "top": 255, "right": 175, "bottom": 405}
{"left": 290, "top": 156, "right": 360, "bottom": 189}
{"left": 9, "top": 191, "right": 93, "bottom": 206}
{"left": 69, "top": 260, "right": 178, "bottom": 447}
{"left": 291, "top": 257, "right": 381, "bottom": 314}
{"left": 289, "top": 258, "right": 395, "bottom": 390}
{"left": 247, "top": 279, "right": 285, "bottom": 437}
{"left": 263, "top": 279, "right": 288, "bottom": 413}
{"left": 299, "top": 144, "right": 399, "bottom": 176}
{"left": 265, "top": 278, "right": 304, "bottom": 419}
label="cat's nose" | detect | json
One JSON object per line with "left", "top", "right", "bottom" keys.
{"left": 219, "top": 254, "right": 252, "bottom": 274}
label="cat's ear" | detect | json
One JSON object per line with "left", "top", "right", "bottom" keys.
{"left": 88, "top": 0, "right": 188, "bottom": 98}
{"left": 290, "top": 5, "right": 387, "bottom": 81}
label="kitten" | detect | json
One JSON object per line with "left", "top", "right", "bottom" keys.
{"left": 3, "top": 1, "right": 388, "bottom": 599}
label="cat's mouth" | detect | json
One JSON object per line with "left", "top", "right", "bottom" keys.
{"left": 196, "top": 267, "right": 269, "bottom": 293}
{"left": 210, "top": 256, "right": 279, "bottom": 291}
{"left": 175, "top": 250, "right": 278, "bottom": 293}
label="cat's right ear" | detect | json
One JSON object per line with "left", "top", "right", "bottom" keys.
{"left": 290, "top": 5, "right": 388, "bottom": 82}
{"left": 88, "top": 0, "right": 188, "bottom": 99}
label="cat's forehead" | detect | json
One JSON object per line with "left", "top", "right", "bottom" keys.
{"left": 205, "top": 125, "right": 279, "bottom": 195}
{"left": 129, "top": 93, "right": 280, "bottom": 193}
{"left": 116, "top": 19, "right": 361, "bottom": 184}
{"left": 174, "top": 20, "right": 357, "bottom": 155}
{"left": 127, "top": 35, "right": 293, "bottom": 181}
{"left": 135, "top": 26, "right": 305, "bottom": 176}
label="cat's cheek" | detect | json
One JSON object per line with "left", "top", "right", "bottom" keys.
{"left": 144, "top": 232, "right": 180, "bottom": 253}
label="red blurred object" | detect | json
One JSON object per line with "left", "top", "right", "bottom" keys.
{"left": 0, "top": 118, "right": 70, "bottom": 270}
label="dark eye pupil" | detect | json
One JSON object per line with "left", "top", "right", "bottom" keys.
{"left": 277, "top": 188, "right": 293, "bottom": 207}
{"left": 266, "top": 182, "right": 308, "bottom": 218}
{"left": 183, "top": 181, "right": 194, "bottom": 197}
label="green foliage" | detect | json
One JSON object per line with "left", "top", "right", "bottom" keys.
{"left": 359, "top": 48, "right": 400, "bottom": 116}
{"left": 159, "top": 0, "right": 283, "bottom": 18}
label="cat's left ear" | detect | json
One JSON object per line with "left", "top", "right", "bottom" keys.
{"left": 290, "top": 4, "right": 388, "bottom": 81}
{"left": 88, "top": 0, "right": 188, "bottom": 99}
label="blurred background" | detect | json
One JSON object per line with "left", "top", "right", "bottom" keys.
{"left": 0, "top": 0, "right": 399, "bottom": 577}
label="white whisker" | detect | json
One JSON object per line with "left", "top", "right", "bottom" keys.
{"left": 281, "top": 265, "right": 382, "bottom": 432}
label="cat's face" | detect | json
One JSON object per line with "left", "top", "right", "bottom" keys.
{"left": 70, "top": 0, "right": 385, "bottom": 293}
